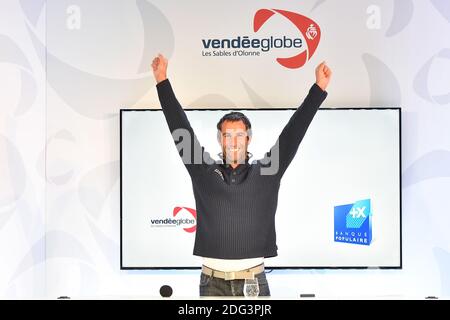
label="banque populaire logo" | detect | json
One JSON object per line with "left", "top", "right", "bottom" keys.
{"left": 201, "top": 9, "right": 321, "bottom": 69}
{"left": 334, "top": 199, "right": 373, "bottom": 246}
{"left": 150, "top": 206, "right": 197, "bottom": 233}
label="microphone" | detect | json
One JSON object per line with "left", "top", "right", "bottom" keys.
{"left": 160, "top": 285, "right": 173, "bottom": 298}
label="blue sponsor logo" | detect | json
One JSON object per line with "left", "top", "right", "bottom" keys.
{"left": 334, "top": 199, "right": 372, "bottom": 246}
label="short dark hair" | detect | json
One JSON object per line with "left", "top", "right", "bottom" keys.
{"left": 216, "top": 111, "right": 252, "bottom": 132}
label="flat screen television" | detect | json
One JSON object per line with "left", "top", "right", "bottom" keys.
{"left": 120, "top": 108, "right": 401, "bottom": 269}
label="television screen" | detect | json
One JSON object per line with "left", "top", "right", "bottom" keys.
{"left": 121, "top": 108, "right": 401, "bottom": 268}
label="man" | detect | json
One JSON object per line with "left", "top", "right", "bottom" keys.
{"left": 151, "top": 54, "right": 331, "bottom": 297}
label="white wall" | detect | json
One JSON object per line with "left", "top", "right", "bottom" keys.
{"left": 0, "top": 0, "right": 46, "bottom": 298}
{"left": 1, "top": 0, "right": 449, "bottom": 299}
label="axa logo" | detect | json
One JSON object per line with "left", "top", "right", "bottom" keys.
{"left": 201, "top": 9, "right": 321, "bottom": 69}
{"left": 253, "top": 9, "right": 321, "bottom": 69}
{"left": 150, "top": 206, "right": 197, "bottom": 233}
{"left": 334, "top": 199, "right": 372, "bottom": 246}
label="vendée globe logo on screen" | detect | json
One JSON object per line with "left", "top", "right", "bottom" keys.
{"left": 201, "top": 8, "right": 321, "bottom": 69}
{"left": 334, "top": 199, "right": 372, "bottom": 246}
{"left": 150, "top": 206, "right": 197, "bottom": 233}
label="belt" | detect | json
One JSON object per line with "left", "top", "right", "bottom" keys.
{"left": 201, "top": 263, "right": 264, "bottom": 281}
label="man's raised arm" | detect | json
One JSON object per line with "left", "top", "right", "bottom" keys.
{"left": 263, "top": 61, "right": 332, "bottom": 177}
{"left": 152, "top": 54, "right": 211, "bottom": 174}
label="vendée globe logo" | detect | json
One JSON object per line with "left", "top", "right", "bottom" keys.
{"left": 334, "top": 199, "right": 372, "bottom": 246}
{"left": 201, "top": 8, "right": 321, "bottom": 69}
{"left": 150, "top": 206, "right": 197, "bottom": 233}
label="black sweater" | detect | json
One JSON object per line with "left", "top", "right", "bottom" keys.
{"left": 156, "top": 79, "right": 327, "bottom": 259}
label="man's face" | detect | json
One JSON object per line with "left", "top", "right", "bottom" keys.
{"left": 219, "top": 120, "right": 251, "bottom": 165}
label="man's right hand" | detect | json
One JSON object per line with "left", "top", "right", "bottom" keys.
{"left": 151, "top": 53, "right": 168, "bottom": 84}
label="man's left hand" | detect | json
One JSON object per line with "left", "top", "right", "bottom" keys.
{"left": 315, "top": 61, "right": 332, "bottom": 91}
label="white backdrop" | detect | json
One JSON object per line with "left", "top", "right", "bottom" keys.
{"left": 1, "top": 0, "right": 449, "bottom": 299}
